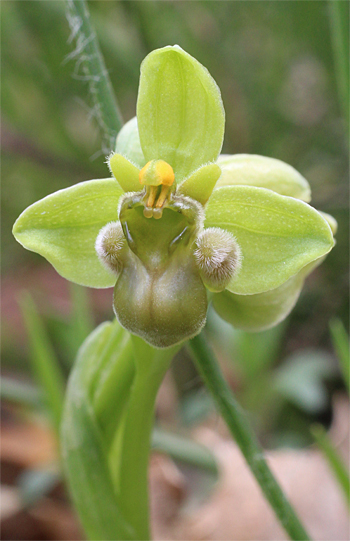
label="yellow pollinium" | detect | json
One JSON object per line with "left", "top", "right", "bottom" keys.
{"left": 139, "top": 160, "right": 175, "bottom": 187}
{"left": 139, "top": 160, "right": 175, "bottom": 219}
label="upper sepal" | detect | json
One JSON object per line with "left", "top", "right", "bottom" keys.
{"left": 12, "top": 179, "right": 123, "bottom": 288}
{"left": 137, "top": 45, "right": 225, "bottom": 183}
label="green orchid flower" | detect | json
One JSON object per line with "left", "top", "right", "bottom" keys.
{"left": 13, "top": 45, "right": 335, "bottom": 348}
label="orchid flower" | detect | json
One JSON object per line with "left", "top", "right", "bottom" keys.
{"left": 13, "top": 45, "right": 336, "bottom": 348}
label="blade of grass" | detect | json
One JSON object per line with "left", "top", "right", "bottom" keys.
{"left": 152, "top": 427, "right": 218, "bottom": 475}
{"left": 18, "top": 467, "right": 61, "bottom": 508}
{"left": 69, "top": 283, "right": 94, "bottom": 355}
{"left": 311, "top": 423, "right": 350, "bottom": 507}
{"left": 0, "top": 376, "right": 43, "bottom": 409}
{"left": 66, "top": 0, "right": 123, "bottom": 152}
{"left": 19, "top": 292, "right": 65, "bottom": 435}
{"left": 329, "top": 318, "right": 350, "bottom": 393}
{"left": 188, "top": 332, "right": 311, "bottom": 541}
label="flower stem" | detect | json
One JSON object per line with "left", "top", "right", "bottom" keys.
{"left": 113, "top": 337, "right": 180, "bottom": 541}
{"left": 66, "top": 0, "right": 123, "bottom": 152}
{"left": 188, "top": 332, "right": 311, "bottom": 541}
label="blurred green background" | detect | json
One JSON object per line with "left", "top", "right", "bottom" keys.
{"left": 2, "top": 0, "right": 349, "bottom": 448}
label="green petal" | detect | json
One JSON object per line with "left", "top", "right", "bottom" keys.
{"left": 205, "top": 186, "right": 334, "bottom": 295}
{"left": 137, "top": 45, "right": 225, "bottom": 183}
{"left": 115, "top": 117, "right": 146, "bottom": 169}
{"left": 216, "top": 154, "right": 311, "bottom": 202}
{"left": 13, "top": 179, "right": 123, "bottom": 288}
{"left": 212, "top": 258, "right": 322, "bottom": 332}
{"left": 177, "top": 163, "right": 221, "bottom": 205}
{"left": 109, "top": 154, "right": 141, "bottom": 193}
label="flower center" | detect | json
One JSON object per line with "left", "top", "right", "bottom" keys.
{"left": 139, "top": 160, "right": 175, "bottom": 219}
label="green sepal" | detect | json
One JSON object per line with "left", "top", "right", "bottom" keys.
{"left": 13, "top": 179, "right": 123, "bottom": 288}
{"left": 216, "top": 154, "right": 311, "bottom": 202}
{"left": 109, "top": 154, "right": 141, "bottom": 193}
{"left": 205, "top": 186, "right": 334, "bottom": 295}
{"left": 319, "top": 211, "right": 338, "bottom": 235}
{"left": 177, "top": 163, "right": 222, "bottom": 205}
{"left": 115, "top": 117, "right": 146, "bottom": 169}
{"left": 212, "top": 258, "right": 323, "bottom": 332}
{"left": 137, "top": 45, "right": 225, "bottom": 183}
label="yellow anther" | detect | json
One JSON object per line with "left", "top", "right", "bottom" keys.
{"left": 139, "top": 160, "right": 175, "bottom": 187}
{"left": 155, "top": 185, "right": 170, "bottom": 208}
{"left": 146, "top": 185, "right": 158, "bottom": 208}
{"left": 140, "top": 160, "right": 175, "bottom": 219}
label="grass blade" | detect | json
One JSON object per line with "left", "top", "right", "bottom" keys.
{"left": 330, "top": 318, "right": 350, "bottom": 393}
{"left": 311, "top": 423, "right": 350, "bottom": 507}
{"left": 19, "top": 292, "right": 65, "bottom": 434}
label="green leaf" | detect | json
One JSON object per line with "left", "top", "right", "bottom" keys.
{"left": 61, "top": 321, "right": 136, "bottom": 540}
{"left": 212, "top": 258, "right": 323, "bottom": 332}
{"left": 205, "top": 186, "right": 334, "bottom": 295}
{"left": 216, "top": 154, "right": 311, "bottom": 202}
{"left": 13, "top": 179, "right": 123, "bottom": 288}
{"left": 137, "top": 45, "right": 225, "bottom": 183}
{"left": 177, "top": 163, "right": 222, "bottom": 205}
{"left": 115, "top": 117, "right": 146, "bottom": 169}
{"left": 109, "top": 153, "right": 141, "bottom": 192}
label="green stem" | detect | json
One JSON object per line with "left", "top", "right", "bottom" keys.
{"left": 66, "top": 0, "right": 123, "bottom": 152}
{"left": 188, "top": 332, "right": 311, "bottom": 541}
{"left": 328, "top": 0, "right": 349, "bottom": 134}
{"left": 115, "top": 337, "right": 180, "bottom": 540}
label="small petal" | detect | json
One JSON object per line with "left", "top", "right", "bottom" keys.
{"left": 177, "top": 163, "right": 221, "bottom": 205}
{"left": 109, "top": 153, "right": 141, "bottom": 193}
